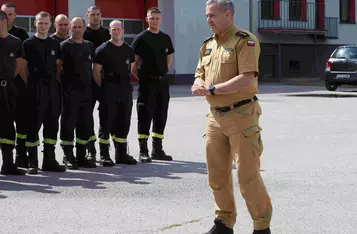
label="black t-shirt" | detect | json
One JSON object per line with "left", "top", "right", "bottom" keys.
{"left": 8, "top": 25, "right": 29, "bottom": 43}
{"left": 22, "top": 35, "right": 61, "bottom": 79}
{"left": 131, "top": 30, "right": 174, "bottom": 76}
{"left": 60, "top": 39, "right": 94, "bottom": 86}
{"left": 94, "top": 41, "right": 134, "bottom": 85}
{"left": 0, "top": 34, "right": 22, "bottom": 79}
{"left": 83, "top": 26, "right": 110, "bottom": 50}
{"left": 50, "top": 34, "right": 69, "bottom": 44}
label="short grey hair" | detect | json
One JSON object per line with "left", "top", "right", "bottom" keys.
{"left": 206, "top": 0, "right": 235, "bottom": 15}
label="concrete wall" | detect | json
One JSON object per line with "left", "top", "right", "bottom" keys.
{"left": 159, "top": 0, "right": 250, "bottom": 80}
{"left": 69, "top": 0, "right": 95, "bottom": 22}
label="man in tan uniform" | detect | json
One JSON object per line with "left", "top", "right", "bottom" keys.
{"left": 192, "top": 1, "right": 272, "bottom": 234}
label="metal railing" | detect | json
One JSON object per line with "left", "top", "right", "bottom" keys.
{"left": 258, "top": 0, "right": 318, "bottom": 30}
{"left": 324, "top": 17, "right": 338, "bottom": 38}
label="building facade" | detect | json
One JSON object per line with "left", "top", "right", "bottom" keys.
{"left": 2, "top": 0, "right": 356, "bottom": 83}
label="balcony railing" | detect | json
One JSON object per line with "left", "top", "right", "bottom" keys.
{"left": 324, "top": 17, "right": 338, "bottom": 38}
{"left": 258, "top": 0, "right": 324, "bottom": 34}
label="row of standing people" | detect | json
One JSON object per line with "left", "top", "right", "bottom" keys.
{"left": 0, "top": 3, "right": 174, "bottom": 176}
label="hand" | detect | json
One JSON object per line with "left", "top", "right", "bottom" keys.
{"left": 191, "top": 85, "right": 210, "bottom": 96}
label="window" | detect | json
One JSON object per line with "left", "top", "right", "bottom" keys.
{"left": 261, "top": 0, "right": 274, "bottom": 19}
{"left": 289, "top": 60, "right": 300, "bottom": 73}
{"left": 340, "top": 0, "right": 356, "bottom": 23}
{"left": 331, "top": 47, "right": 357, "bottom": 59}
{"left": 289, "top": 1, "right": 301, "bottom": 19}
{"left": 15, "top": 16, "right": 55, "bottom": 35}
{"left": 102, "top": 18, "right": 144, "bottom": 44}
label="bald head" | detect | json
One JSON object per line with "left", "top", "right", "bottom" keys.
{"left": 54, "top": 14, "right": 69, "bottom": 37}
{"left": 55, "top": 14, "right": 67, "bottom": 23}
{"left": 70, "top": 17, "right": 86, "bottom": 40}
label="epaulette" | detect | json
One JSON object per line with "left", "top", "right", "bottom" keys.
{"left": 236, "top": 31, "right": 249, "bottom": 39}
{"left": 202, "top": 35, "right": 213, "bottom": 44}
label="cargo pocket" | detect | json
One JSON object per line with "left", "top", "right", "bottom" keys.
{"left": 242, "top": 125, "right": 263, "bottom": 157}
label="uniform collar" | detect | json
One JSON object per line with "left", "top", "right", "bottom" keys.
{"left": 214, "top": 24, "right": 238, "bottom": 43}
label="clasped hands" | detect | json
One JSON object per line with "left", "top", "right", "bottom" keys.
{"left": 191, "top": 83, "right": 211, "bottom": 96}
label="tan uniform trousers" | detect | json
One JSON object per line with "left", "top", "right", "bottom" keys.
{"left": 205, "top": 101, "right": 272, "bottom": 230}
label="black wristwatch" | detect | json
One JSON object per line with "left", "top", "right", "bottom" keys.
{"left": 208, "top": 85, "right": 216, "bottom": 96}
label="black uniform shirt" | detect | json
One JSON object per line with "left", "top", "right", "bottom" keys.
{"left": 83, "top": 26, "right": 110, "bottom": 50}
{"left": 94, "top": 41, "right": 134, "bottom": 85}
{"left": 22, "top": 36, "right": 61, "bottom": 79}
{"left": 131, "top": 30, "right": 174, "bottom": 77}
{"left": 8, "top": 25, "right": 29, "bottom": 43}
{"left": 50, "top": 34, "right": 69, "bottom": 44}
{"left": 60, "top": 39, "right": 94, "bottom": 86}
{"left": 0, "top": 34, "right": 22, "bottom": 79}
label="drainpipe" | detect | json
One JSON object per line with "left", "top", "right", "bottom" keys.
{"left": 53, "top": 0, "right": 57, "bottom": 16}
{"left": 249, "top": 0, "right": 254, "bottom": 32}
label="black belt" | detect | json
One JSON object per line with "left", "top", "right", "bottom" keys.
{"left": 214, "top": 96, "right": 258, "bottom": 113}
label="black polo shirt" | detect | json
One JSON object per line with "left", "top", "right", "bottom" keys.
{"left": 0, "top": 34, "right": 22, "bottom": 79}
{"left": 22, "top": 35, "right": 61, "bottom": 80}
{"left": 131, "top": 30, "right": 174, "bottom": 77}
{"left": 8, "top": 25, "right": 29, "bottom": 43}
{"left": 83, "top": 26, "right": 110, "bottom": 49}
{"left": 50, "top": 34, "right": 69, "bottom": 44}
{"left": 60, "top": 39, "right": 94, "bottom": 86}
{"left": 94, "top": 41, "right": 134, "bottom": 85}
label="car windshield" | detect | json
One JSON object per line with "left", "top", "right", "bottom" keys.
{"left": 331, "top": 47, "right": 357, "bottom": 59}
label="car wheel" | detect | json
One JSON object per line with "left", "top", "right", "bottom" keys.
{"left": 325, "top": 81, "right": 338, "bottom": 91}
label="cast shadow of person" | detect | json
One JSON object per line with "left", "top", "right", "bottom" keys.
{"left": 0, "top": 160, "right": 208, "bottom": 195}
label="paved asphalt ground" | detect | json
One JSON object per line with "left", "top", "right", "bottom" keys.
{"left": 1, "top": 84, "right": 357, "bottom": 234}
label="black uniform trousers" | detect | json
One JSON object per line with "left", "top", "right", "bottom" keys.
{"left": 0, "top": 82, "right": 16, "bottom": 149}
{"left": 99, "top": 82, "right": 133, "bottom": 144}
{"left": 137, "top": 76, "right": 170, "bottom": 140}
{"left": 60, "top": 84, "right": 92, "bottom": 146}
{"left": 14, "top": 75, "right": 28, "bottom": 141}
{"left": 25, "top": 78, "right": 60, "bottom": 148}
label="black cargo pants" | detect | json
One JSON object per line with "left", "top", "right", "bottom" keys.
{"left": 60, "top": 84, "right": 92, "bottom": 146}
{"left": 26, "top": 78, "right": 60, "bottom": 148}
{"left": 0, "top": 80, "right": 16, "bottom": 149}
{"left": 99, "top": 82, "right": 133, "bottom": 144}
{"left": 136, "top": 76, "right": 170, "bottom": 140}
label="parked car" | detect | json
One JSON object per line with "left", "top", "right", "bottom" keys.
{"left": 324, "top": 45, "right": 357, "bottom": 91}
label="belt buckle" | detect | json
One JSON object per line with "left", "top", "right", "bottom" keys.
{"left": 1, "top": 80, "right": 7, "bottom": 87}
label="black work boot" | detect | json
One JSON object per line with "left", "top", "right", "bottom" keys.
{"left": 253, "top": 228, "right": 271, "bottom": 234}
{"left": 76, "top": 144, "right": 96, "bottom": 168}
{"left": 42, "top": 144, "right": 66, "bottom": 172}
{"left": 87, "top": 141, "right": 97, "bottom": 163}
{"left": 151, "top": 138, "right": 172, "bottom": 161}
{"left": 0, "top": 144, "right": 26, "bottom": 175}
{"left": 99, "top": 143, "right": 114, "bottom": 167}
{"left": 15, "top": 139, "right": 29, "bottom": 168}
{"left": 27, "top": 147, "right": 39, "bottom": 174}
{"left": 115, "top": 142, "right": 137, "bottom": 165}
{"left": 205, "top": 219, "right": 234, "bottom": 234}
{"left": 138, "top": 139, "right": 151, "bottom": 163}
{"left": 62, "top": 145, "right": 78, "bottom": 170}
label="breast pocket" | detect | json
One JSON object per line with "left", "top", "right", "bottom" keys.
{"left": 221, "top": 50, "right": 237, "bottom": 79}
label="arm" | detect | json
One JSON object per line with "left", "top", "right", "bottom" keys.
{"left": 167, "top": 54, "right": 173, "bottom": 69}
{"left": 206, "top": 37, "right": 260, "bottom": 96}
{"left": 93, "top": 63, "right": 103, "bottom": 87}
{"left": 132, "top": 55, "right": 139, "bottom": 79}
{"left": 16, "top": 58, "right": 28, "bottom": 83}
{"left": 192, "top": 48, "right": 208, "bottom": 95}
{"left": 57, "top": 59, "right": 63, "bottom": 83}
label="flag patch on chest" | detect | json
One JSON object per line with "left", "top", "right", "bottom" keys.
{"left": 247, "top": 40, "right": 255, "bottom": 46}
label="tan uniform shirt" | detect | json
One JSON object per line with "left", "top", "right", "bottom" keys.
{"left": 194, "top": 24, "right": 260, "bottom": 107}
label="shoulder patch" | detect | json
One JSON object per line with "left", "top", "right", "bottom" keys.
{"left": 236, "top": 31, "right": 249, "bottom": 39}
{"left": 202, "top": 35, "right": 213, "bottom": 44}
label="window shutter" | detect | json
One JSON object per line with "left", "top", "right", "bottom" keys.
{"left": 300, "top": 0, "right": 307, "bottom": 20}
{"left": 273, "top": 0, "right": 280, "bottom": 19}
{"left": 349, "top": 0, "right": 356, "bottom": 22}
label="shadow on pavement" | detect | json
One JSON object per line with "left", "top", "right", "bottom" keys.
{"left": 0, "top": 160, "right": 208, "bottom": 196}
{"left": 0, "top": 192, "right": 7, "bottom": 199}
{"left": 284, "top": 93, "right": 357, "bottom": 98}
